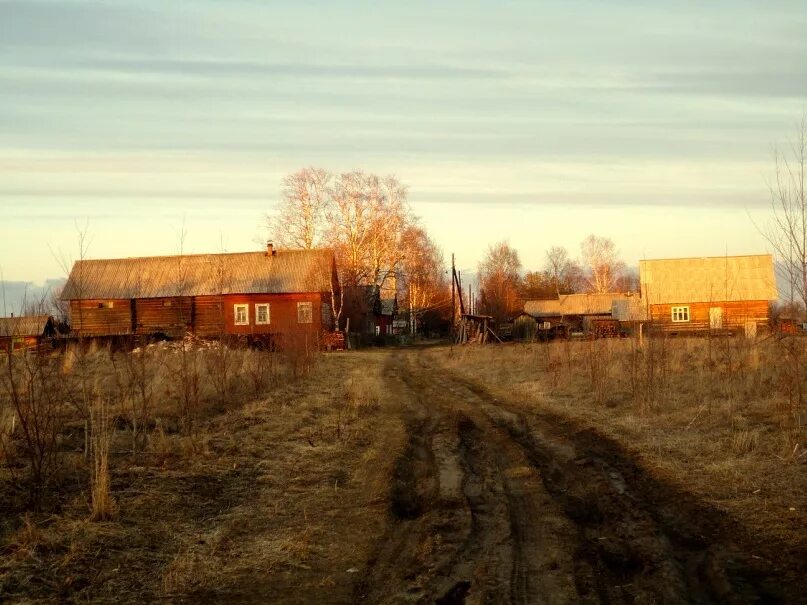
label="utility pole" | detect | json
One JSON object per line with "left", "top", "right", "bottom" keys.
{"left": 451, "top": 253, "right": 456, "bottom": 342}
{"left": 468, "top": 283, "right": 472, "bottom": 315}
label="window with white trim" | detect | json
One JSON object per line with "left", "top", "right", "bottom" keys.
{"left": 297, "top": 301, "right": 313, "bottom": 324}
{"left": 234, "top": 304, "right": 249, "bottom": 325}
{"left": 255, "top": 303, "right": 270, "bottom": 325}
{"left": 671, "top": 306, "right": 690, "bottom": 323}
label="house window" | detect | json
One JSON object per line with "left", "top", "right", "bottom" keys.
{"left": 97, "top": 301, "right": 114, "bottom": 309}
{"left": 297, "top": 302, "right": 313, "bottom": 324}
{"left": 234, "top": 304, "right": 249, "bottom": 325}
{"left": 671, "top": 306, "right": 690, "bottom": 323}
{"left": 255, "top": 303, "right": 270, "bottom": 325}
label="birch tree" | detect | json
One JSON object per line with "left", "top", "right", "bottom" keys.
{"left": 400, "top": 225, "right": 446, "bottom": 331}
{"left": 270, "top": 167, "right": 331, "bottom": 249}
{"left": 327, "top": 171, "right": 374, "bottom": 287}
{"left": 581, "top": 234, "right": 625, "bottom": 293}
{"left": 545, "top": 245, "right": 583, "bottom": 296}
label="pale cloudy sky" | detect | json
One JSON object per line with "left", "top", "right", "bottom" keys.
{"left": 1, "top": 0, "right": 806, "bottom": 288}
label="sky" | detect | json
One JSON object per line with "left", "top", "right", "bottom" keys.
{"left": 1, "top": 0, "right": 806, "bottom": 303}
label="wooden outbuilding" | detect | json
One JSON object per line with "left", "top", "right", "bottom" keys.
{"left": 0, "top": 315, "right": 57, "bottom": 351}
{"left": 60, "top": 245, "right": 339, "bottom": 344}
{"left": 639, "top": 254, "right": 777, "bottom": 335}
{"left": 524, "top": 293, "right": 634, "bottom": 337}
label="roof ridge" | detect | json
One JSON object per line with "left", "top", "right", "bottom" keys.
{"left": 640, "top": 253, "right": 772, "bottom": 263}
{"left": 74, "top": 248, "right": 333, "bottom": 263}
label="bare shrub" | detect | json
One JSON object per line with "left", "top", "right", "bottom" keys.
{"left": 775, "top": 335, "right": 805, "bottom": 426}
{"left": 282, "top": 330, "right": 318, "bottom": 378}
{"left": 1, "top": 350, "right": 67, "bottom": 507}
{"left": 205, "top": 339, "right": 238, "bottom": 406}
{"left": 108, "top": 341, "right": 158, "bottom": 455}
{"left": 174, "top": 338, "right": 202, "bottom": 434}
{"left": 0, "top": 405, "right": 17, "bottom": 468}
{"left": 243, "top": 348, "right": 280, "bottom": 398}
{"left": 121, "top": 340, "right": 157, "bottom": 453}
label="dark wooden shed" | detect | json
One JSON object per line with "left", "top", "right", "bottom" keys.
{"left": 0, "top": 315, "right": 57, "bottom": 351}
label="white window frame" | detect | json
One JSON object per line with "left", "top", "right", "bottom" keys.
{"left": 671, "top": 306, "right": 690, "bottom": 323}
{"left": 297, "top": 301, "right": 313, "bottom": 324}
{"left": 234, "top": 303, "right": 249, "bottom": 326}
{"left": 255, "top": 303, "right": 270, "bottom": 325}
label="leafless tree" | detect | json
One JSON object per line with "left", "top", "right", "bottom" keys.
{"left": 399, "top": 225, "right": 447, "bottom": 333}
{"left": 544, "top": 246, "right": 584, "bottom": 296}
{"left": 327, "top": 171, "right": 374, "bottom": 287}
{"left": 269, "top": 167, "right": 331, "bottom": 249}
{"left": 760, "top": 113, "right": 807, "bottom": 311}
{"left": 326, "top": 171, "right": 411, "bottom": 291}
{"left": 581, "top": 234, "right": 625, "bottom": 293}
{"left": 478, "top": 241, "right": 522, "bottom": 322}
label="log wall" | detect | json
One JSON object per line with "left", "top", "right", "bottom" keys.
{"left": 69, "top": 299, "right": 132, "bottom": 336}
{"left": 134, "top": 297, "right": 193, "bottom": 337}
{"left": 648, "top": 300, "right": 769, "bottom": 333}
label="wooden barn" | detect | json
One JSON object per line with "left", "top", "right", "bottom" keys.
{"left": 60, "top": 245, "right": 339, "bottom": 343}
{"left": 0, "top": 315, "right": 57, "bottom": 351}
{"left": 639, "top": 254, "right": 777, "bottom": 335}
{"left": 524, "top": 293, "right": 634, "bottom": 337}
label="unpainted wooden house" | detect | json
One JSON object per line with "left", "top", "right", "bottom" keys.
{"left": 60, "top": 245, "right": 339, "bottom": 344}
{"left": 0, "top": 315, "right": 57, "bottom": 351}
{"left": 639, "top": 254, "right": 777, "bottom": 335}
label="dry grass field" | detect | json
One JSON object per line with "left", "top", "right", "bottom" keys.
{"left": 1, "top": 335, "right": 805, "bottom": 603}
{"left": 0, "top": 343, "right": 407, "bottom": 603}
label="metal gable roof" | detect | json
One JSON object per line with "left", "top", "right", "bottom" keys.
{"left": 639, "top": 255, "right": 777, "bottom": 305}
{"left": 524, "top": 293, "right": 633, "bottom": 317}
{"left": 0, "top": 315, "right": 52, "bottom": 338}
{"left": 61, "top": 249, "right": 335, "bottom": 300}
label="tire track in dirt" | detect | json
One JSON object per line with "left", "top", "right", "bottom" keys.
{"left": 417, "top": 352, "right": 787, "bottom": 604}
{"left": 356, "top": 353, "right": 581, "bottom": 604}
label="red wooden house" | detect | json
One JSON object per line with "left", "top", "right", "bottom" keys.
{"left": 60, "top": 244, "right": 339, "bottom": 344}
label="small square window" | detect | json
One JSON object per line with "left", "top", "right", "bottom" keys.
{"left": 297, "top": 302, "right": 313, "bottom": 324}
{"left": 671, "top": 306, "right": 690, "bottom": 323}
{"left": 234, "top": 304, "right": 249, "bottom": 325}
{"left": 255, "top": 303, "right": 270, "bottom": 325}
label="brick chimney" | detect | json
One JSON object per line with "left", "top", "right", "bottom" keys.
{"left": 266, "top": 241, "right": 275, "bottom": 256}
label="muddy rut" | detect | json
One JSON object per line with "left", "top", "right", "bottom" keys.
{"left": 355, "top": 352, "right": 786, "bottom": 604}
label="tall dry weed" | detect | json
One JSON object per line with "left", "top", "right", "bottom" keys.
{"left": 89, "top": 399, "right": 116, "bottom": 521}
{"left": 585, "top": 338, "right": 612, "bottom": 405}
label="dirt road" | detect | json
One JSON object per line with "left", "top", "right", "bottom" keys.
{"left": 356, "top": 351, "right": 787, "bottom": 604}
